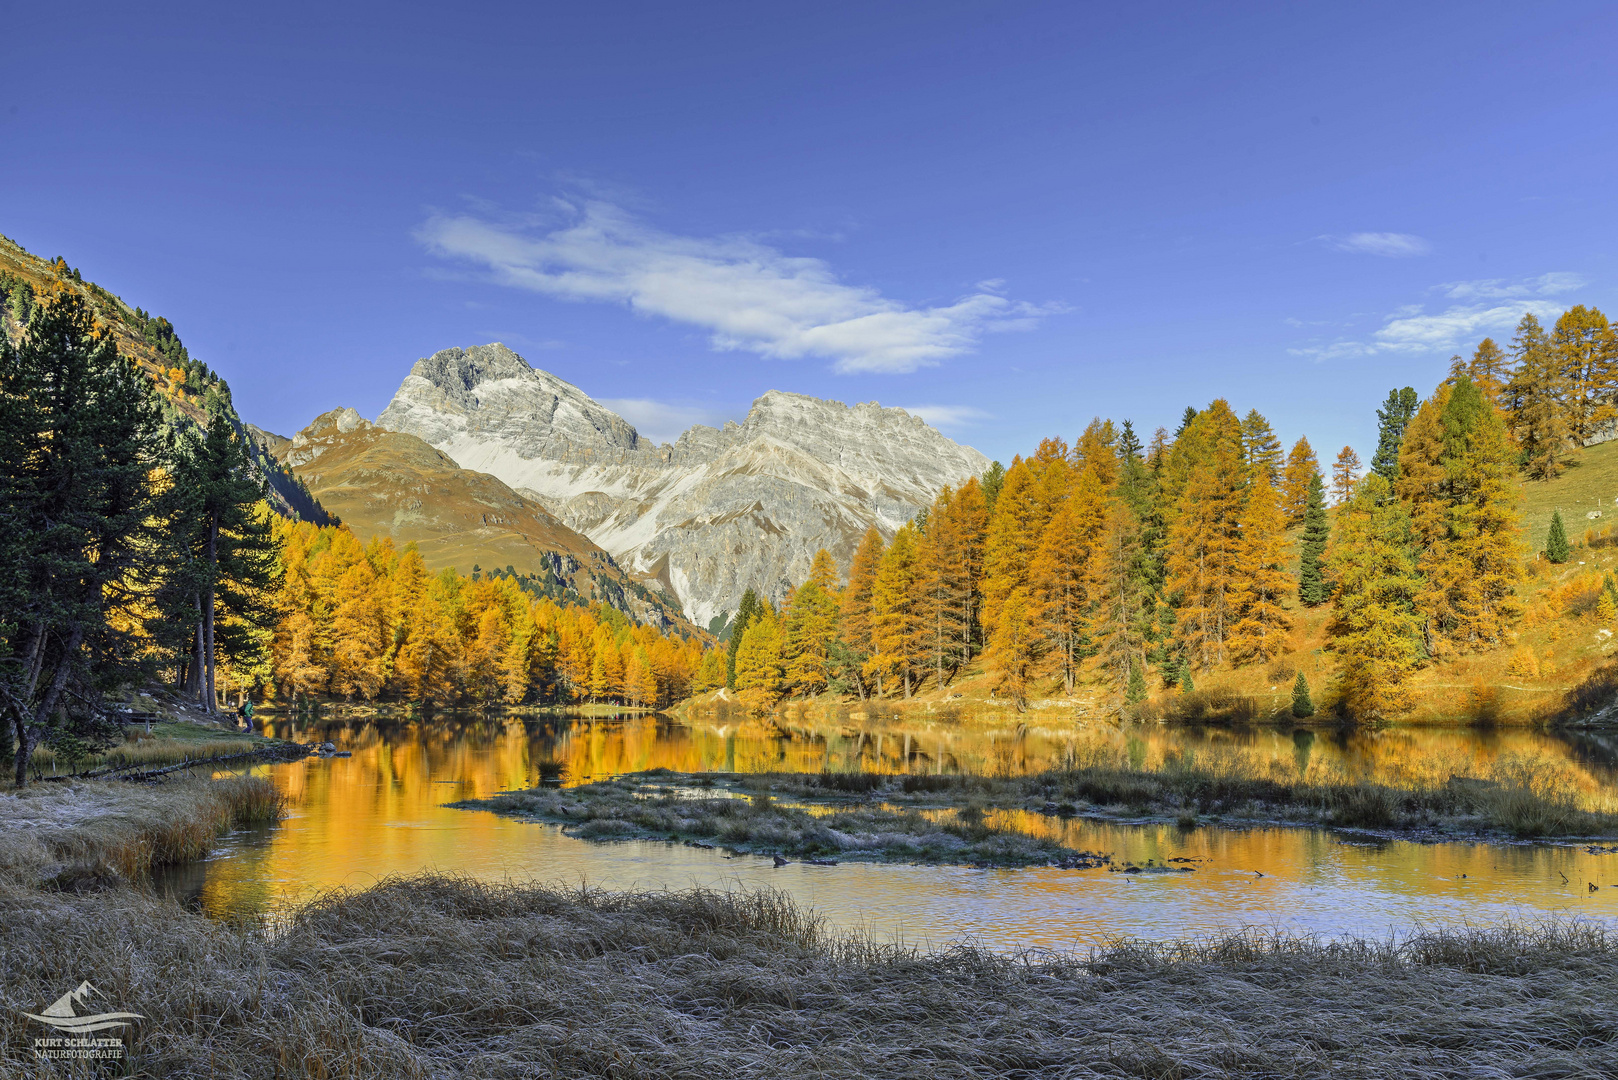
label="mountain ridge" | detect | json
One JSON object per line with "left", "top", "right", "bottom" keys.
{"left": 257, "top": 407, "right": 694, "bottom": 632}
{"left": 376, "top": 343, "right": 990, "bottom": 626}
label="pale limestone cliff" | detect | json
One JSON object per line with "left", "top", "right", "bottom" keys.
{"left": 377, "top": 343, "right": 990, "bottom": 627}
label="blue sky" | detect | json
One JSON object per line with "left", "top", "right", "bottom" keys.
{"left": 6, "top": 2, "right": 1617, "bottom": 464}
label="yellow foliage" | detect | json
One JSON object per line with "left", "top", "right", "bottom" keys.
{"left": 1506, "top": 646, "right": 1540, "bottom": 678}
{"left": 1552, "top": 572, "right": 1604, "bottom": 618}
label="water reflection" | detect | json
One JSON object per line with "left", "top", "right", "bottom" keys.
{"left": 166, "top": 710, "right": 1618, "bottom": 949}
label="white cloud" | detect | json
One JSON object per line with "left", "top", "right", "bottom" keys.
{"left": 900, "top": 404, "right": 993, "bottom": 429}
{"left": 417, "top": 200, "right": 1057, "bottom": 374}
{"left": 1289, "top": 272, "right": 1584, "bottom": 363}
{"left": 596, "top": 397, "right": 739, "bottom": 446}
{"left": 1438, "top": 272, "right": 1584, "bottom": 301}
{"left": 1373, "top": 300, "right": 1567, "bottom": 350}
{"left": 1322, "top": 232, "right": 1433, "bottom": 257}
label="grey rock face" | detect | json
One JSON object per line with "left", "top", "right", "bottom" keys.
{"left": 377, "top": 343, "right": 990, "bottom": 627}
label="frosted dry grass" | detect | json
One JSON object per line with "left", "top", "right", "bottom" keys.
{"left": 3, "top": 778, "right": 1617, "bottom": 1078}
{"left": 464, "top": 781, "right": 1089, "bottom": 866}
{"left": 5, "top": 874, "right": 1618, "bottom": 1078}
{"left": 0, "top": 774, "right": 285, "bottom": 889}
{"left": 29, "top": 736, "right": 272, "bottom": 772}
{"left": 710, "top": 753, "right": 1618, "bottom": 837}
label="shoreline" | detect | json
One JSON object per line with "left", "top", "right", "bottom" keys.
{"left": 3, "top": 776, "right": 1617, "bottom": 1077}
{"left": 455, "top": 766, "right": 1618, "bottom": 855}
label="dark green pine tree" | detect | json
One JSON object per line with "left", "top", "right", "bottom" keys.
{"left": 153, "top": 405, "right": 280, "bottom": 713}
{"left": 1175, "top": 405, "right": 1198, "bottom": 437}
{"left": 724, "top": 588, "right": 762, "bottom": 690}
{"left": 1369, "top": 387, "right": 1420, "bottom": 485}
{"left": 1117, "top": 420, "right": 1144, "bottom": 467}
{"left": 1298, "top": 472, "right": 1332, "bottom": 605}
{"left": 1, "top": 291, "right": 164, "bottom": 784}
{"left": 1179, "top": 656, "right": 1194, "bottom": 695}
{"left": 980, "top": 461, "right": 1006, "bottom": 514}
{"left": 1124, "top": 660, "right": 1147, "bottom": 706}
{"left": 1291, "top": 671, "right": 1315, "bottom": 718}
{"left": 1545, "top": 510, "right": 1570, "bottom": 564}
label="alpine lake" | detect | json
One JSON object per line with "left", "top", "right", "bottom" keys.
{"left": 162, "top": 707, "right": 1618, "bottom": 950}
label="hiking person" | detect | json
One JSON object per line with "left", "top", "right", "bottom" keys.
{"left": 237, "top": 696, "right": 255, "bottom": 734}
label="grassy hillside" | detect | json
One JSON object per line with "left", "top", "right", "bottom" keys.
{"left": 1519, "top": 437, "right": 1618, "bottom": 553}
{"left": 267, "top": 410, "right": 700, "bottom": 633}
{"left": 0, "top": 233, "right": 333, "bottom": 525}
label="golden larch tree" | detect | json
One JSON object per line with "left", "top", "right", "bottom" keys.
{"left": 868, "top": 523, "right": 927, "bottom": 697}
{"left": 1281, "top": 436, "right": 1319, "bottom": 525}
{"left": 1164, "top": 402, "right": 1247, "bottom": 671}
{"left": 1029, "top": 465, "right": 1107, "bottom": 694}
{"left": 1395, "top": 375, "right": 1523, "bottom": 656}
{"left": 1327, "top": 474, "right": 1422, "bottom": 721}
{"left": 1227, "top": 476, "right": 1293, "bottom": 664}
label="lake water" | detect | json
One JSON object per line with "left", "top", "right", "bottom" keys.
{"left": 166, "top": 708, "right": 1618, "bottom": 950}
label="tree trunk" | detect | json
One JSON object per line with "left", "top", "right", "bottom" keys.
{"left": 203, "top": 512, "right": 218, "bottom": 714}
{"left": 12, "top": 711, "right": 33, "bottom": 788}
{"left": 15, "top": 624, "right": 85, "bottom": 787}
{"left": 189, "top": 616, "right": 205, "bottom": 703}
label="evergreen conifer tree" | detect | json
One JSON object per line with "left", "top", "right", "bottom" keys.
{"left": 1175, "top": 406, "right": 1198, "bottom": 437}
{"left": 724, "top": 588, "right": 762, "bottom": 690}
{"left": 1369, "top": 388, "right": 1419, "bottom": 485}
{"left": 980, "top": 461, "right": 1005, "bottom": 513}
{"left": 1125, "top": 660, "right": 1146, "bottom": 707}
{"left": 1291, "top": 671, "right": 1315, "bottom": 718}
{"left": 153, "top": 405, "right": 280, "bottom": 712}
{"left": 1298, "top": 472, "right": 1331, "bottom": 605}
{"left": 1117, "top": 420, "right": 1144, "bottom": 468}
{"left": 1179, "top": 657, "right": 1194, "bottom": 695}
{"left": 1240, "top": 409, "right": 1284, "bottom": 485}
{"left": 1, "top": 290, "right": 164, "bottom": 784}
{"left": 1546, "top": 510, "right": 1570, "bottom": 563}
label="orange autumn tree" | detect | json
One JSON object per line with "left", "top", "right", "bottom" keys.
{"left": 1227, "top": 476, "right": 1293, "bottom": 664}
{"left": 868, "top": 523, "right": 927, "bottom": 697}
{"left": 1164, "top": 400, "right": 1248, "bottom": 672}
{"left": 1395, "top": 375, "right": 1522, "bottom": 657}
{"left": 1281, "top": 436, "right": 1319, "bottom": 525}
{"left": 268, "top": 520, "right": 703, "bottom": 708}
{"left": 781, "top": 548, "right": 841, "bottom": 696}
{"left": 1028, "top": 465, "right": 1107, "bottom": 694}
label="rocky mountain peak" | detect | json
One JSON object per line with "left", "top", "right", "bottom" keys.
{"left": 374, "top": 342, "right": 990, "bottom": 626}
{"left": 377, "top": 343, "right": 641, "bottom": 458}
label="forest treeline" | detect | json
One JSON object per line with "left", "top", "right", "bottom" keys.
{"left": 271, "top": 522, "right": 705, "bottom": 710}
{"left": 0, "top": 289, "right": 702, "bottom": 786}
{"left": 717, "top": 307, "right": 1617, "bottom": 720}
